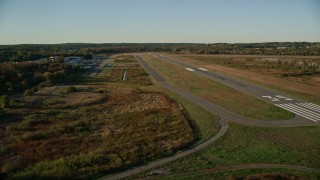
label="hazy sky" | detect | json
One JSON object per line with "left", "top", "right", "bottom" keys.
{"left": 0, "top": 0, "right": 319, "bottom": 44}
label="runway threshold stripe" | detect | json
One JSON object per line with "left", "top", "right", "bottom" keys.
{"left": 277, "top": 104, "right": 319, "bottom": 121}
{"left": 297, "top": 103, "right": 320, "bottom": 109}
{"left": 185, "top": 68, "right": 195, "bottom": 72}
{"left": 276, "top": 104, "right": 319, "bottom": 122}
{"left": 296, "top": 103, "right": 320, "bottom": 113}
{"left": 280, "top": 105, "right": 320, "bottom": 120}
{"left": 302, "top": 103, "right": 320, "bottom": 111}
{"left": 285, "top": 104, "right": 320, "bottom": 119}
{"left": 307, "top": 103, "right": 320, "bottom": 109}
{"left": 198, "top": 68, "right": 208, "bottom": 71}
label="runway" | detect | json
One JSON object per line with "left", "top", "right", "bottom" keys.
{"left": 153, "top": 53, "right": 320, "bottom": 123}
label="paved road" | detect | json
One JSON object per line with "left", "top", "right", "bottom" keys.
{"left": 153, "top": 53, "right": 320, "bottom": 123}
{"left": 101, "top": 54, "right": 320, "bottom": 180}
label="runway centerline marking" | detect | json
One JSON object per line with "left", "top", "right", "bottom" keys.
{"left": 198, "top": 68, "right": 208, "bottom": 71}
{"left": 185, "top": 68, "right": 195, "bottom": 72}
{"left": 275, "top": 95, "right": 292, "bottom": 101}
{"left": 246, "top": 87, "right": 263, "bottom": 93}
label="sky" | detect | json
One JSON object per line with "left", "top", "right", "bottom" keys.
{"left": 0, "top": 0, "right": 319, "bottom": 44}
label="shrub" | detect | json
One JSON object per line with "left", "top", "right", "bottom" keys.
{"left": 23, "top": 89, "right": 33, "bottom": 96}
{"left": 38, "top": 81, "right": 53, "bottom": 88}
{"left": 9, "top": 99, "right": 16, "bottom": 107}
{"left": 1, "top": 95, "right": 9, "bottom": 108}
{"left": 0, "top": 109, "right": 6, "bottom": 117}
{"left": 67, "top": 86, "right": 77, "bottom": 93}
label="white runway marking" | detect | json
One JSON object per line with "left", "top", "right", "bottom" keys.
{"left": 246, "top": 87, "right": 262, "bottom": 93}
{"left": 198, "top": 68, "right": 208, "bottom": 71}
{"left": 262, "top": 96, "right": 279, "bottom": 102}
{"left": 262, "top": 95, "right": 293, "bottom": 102}
{"left": 275, "top": 103, "right": 320, "bottom": 122}
{"left": 275, "top": 95, "right": 292, "bottom": 101}
{"left": 296, "top": 103, "right": 320, "bottom": 113}
{"left": 185, "top": 68, "right": 195, "bottom": 72}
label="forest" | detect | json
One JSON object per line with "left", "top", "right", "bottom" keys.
{"left": 0, "top": 61, "right": 80, "bottom": 96}
{"left": 0, "top": 42, "right": 319, "bottom": 63}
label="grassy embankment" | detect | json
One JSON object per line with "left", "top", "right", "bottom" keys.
{"left": 172, "top": 54, "right": 320, "bottom": 105}
{"left": 142, "top": 55, "right": 293, "bottom": 120}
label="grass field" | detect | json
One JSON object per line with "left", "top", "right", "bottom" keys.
{"left": 155, "top": 168, "right": 320, "bottom": 180}
{"left": 142, "top": 54, "right": 294, "bottom": 120}
{"left": 171, "top": 54, "right": 320, "bottom": 105}
{"left": 133, "top": 122, "right": 320, "bottom": 179}
{"left": 0, "top": 55, "right": 197, "bottom": 179}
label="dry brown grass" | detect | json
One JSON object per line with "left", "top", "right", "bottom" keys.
{"left": 0, "top": 55, "right": 195, "bottom": 179}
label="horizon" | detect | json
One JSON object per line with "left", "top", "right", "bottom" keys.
{"left": 1, "top": 41, "right": 320, "bottom": 46}
{"left": 1, "top": 0, "right": 320, "bottom": 45}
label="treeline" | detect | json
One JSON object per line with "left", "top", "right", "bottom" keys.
{"left": 0, "top": 61, "right": 80, "bottom": 95}
{"left": 181, "top": 42, "right": 320, "bottom": 56}
{"left": 0, "top": 45, "right": 93, "bottom": 63}
{"left": 1, "top": 42, "right": 320, "bottom": 63}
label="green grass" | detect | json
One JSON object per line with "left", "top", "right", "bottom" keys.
{"left": 145, "top": 56, "right": 294, "bottom": 120}
{"left": 133, "top": 122, "right": 320, "bottom": 179}
{"left": 157, "top": 168, "right": 320, "bottom": 180}
{"left": 98, "top": 67, "right": 112, "bottom": 77}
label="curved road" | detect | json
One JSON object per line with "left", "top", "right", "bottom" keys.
{"left": 101, "top": 54, "right": 320, "bottom": 179}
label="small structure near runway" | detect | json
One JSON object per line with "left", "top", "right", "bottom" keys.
{"left": 122, "top": 69, "right": 127, "bottom": 80}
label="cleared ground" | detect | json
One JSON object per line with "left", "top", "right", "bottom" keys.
{"left": 141, "top": 54, "right": 293, "bottom": 120}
